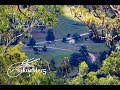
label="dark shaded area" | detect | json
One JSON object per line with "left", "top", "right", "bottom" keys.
{"left": 110, "top": 72, "right": 120, "bottom": 77}
{"left": 114, "top": 35, "right": 120, "bottom": 42}
{"left": 107, "top": 48, "right": 113, "bottom": 56}
{"left": 50, "top": 59, "right": 56, "bottom": 66}
{"left": 88, "top": 63, "right": 98, "bottom": 72}
{"left": 49, "top": 59, "right": 56, "bottom": 71}
{"left": 11, "top": 39, "right": 19, "bottom": 45}
{"left": 91, "top": 37, "right": 106, "bottom": 43}
{"left": 99, "top": 51, "right": 108, "bottom": 64}
{"left": 97, "top": 73, "right": 106, "bottom": 78}
{"left": 9, "top": 18, "right": 15, "bottom": 24}
{"left": 70, "top": 53, "right": 82, "bottom": 67}
{"left": 33, "top": 47, "right": 39, "bottom": 54}
{"left": 111, "top": 29, "right": 118, "bottom": 37}
{"left": 72, "top": 22, "right": 86, "bottom": 26}
{"left": 22, "top": 5, "right": 28, "bottom": 9}
{"left": 89, "top": 31, "right": 94, "bottom": 38}
{"left": 56, "top": 67, "right": 64, "bottom": 77}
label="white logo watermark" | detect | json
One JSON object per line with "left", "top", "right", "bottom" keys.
{"left": 7, "top": 58, "right": 47, "bottom": 78}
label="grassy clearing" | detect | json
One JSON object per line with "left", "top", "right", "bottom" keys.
{"left": 23, "top": 5, "right": 109, "bottom": 67}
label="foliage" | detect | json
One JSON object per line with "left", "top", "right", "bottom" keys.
{"left": 98, "top": 75, "right": 120, "bottom": 85}
{"left": 68, "top": 76, "right": 84, "bottom": 85}
{"left": 84, "top": 72, "right": 98, "bottom": 85}
{"left": 0, "top": 42, "right": 28, "bottom": 85}
{"left": 100, "top": 51, "right": 120, "bottom": 75}
{"left": 78, "top": 61, "right": 89, "bottom": 76}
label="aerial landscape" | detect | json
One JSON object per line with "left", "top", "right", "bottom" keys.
{"left": 0, "top": 5, "right": 120, "bottom": 85}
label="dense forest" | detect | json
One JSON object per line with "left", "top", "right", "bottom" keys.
{"left": 0, "top": 5, "right": 120, "bottom": 85}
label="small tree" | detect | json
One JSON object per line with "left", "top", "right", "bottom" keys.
{"left": 60, "top": 57, "right": 71, "bottom": 76}
{"left": 67, "top": 33, "right": 71, "bottom": 37}
{"left": 78, "top": 61, "right": 89, "bottom": 76}
{"left": 42, "top": 45, "right": 47, "bottom": 52}
{"left": 46, "top": 29, "right": 55, "bottom": 42}
{"left": 27, "top": 37, "right": 36, "bottom": 46}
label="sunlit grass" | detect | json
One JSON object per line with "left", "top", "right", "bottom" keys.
{"left": 61, "top": 6, "right": 80, "bottom": 22}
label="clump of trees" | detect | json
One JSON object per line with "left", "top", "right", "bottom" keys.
{"left": 68, "top": 51, "right": 120, "bottom": 85}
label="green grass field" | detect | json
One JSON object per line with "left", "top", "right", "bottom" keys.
{"left": 23, "top": 47, "right": 75, "bottom": 66}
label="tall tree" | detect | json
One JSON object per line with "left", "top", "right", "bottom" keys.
{"left": 46, "top": 29, "right": 55, "bottom": 42}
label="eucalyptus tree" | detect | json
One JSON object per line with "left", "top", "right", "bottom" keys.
{"left": 69, "top": 5, "right": 120, "bottom": 46}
